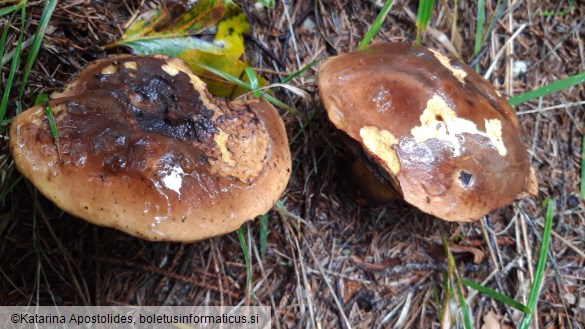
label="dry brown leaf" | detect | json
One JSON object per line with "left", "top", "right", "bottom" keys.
{"left": 351, "top": 255, "right": 401, "bottom": 271}
{"left": 481, "top": 310, "right": 501, "bottom": 329}
{"left": 342, "top": 280, "right": 363, "bottom": 304}
{"left": 448, "top": 243, "right": 486, "bottom": 264}
{"left": 451, "top": 29, "right": 463, "bottom": 57}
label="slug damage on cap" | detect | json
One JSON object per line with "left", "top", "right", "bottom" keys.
{"left": 318, "top": 42, "right": 536, "bottom": 222}
{"left": 429, "top": 49, "right": 467, "bottom": 83}
{"left": 359, "top": 126, "right": 400, "bottom": 174}
{"left": 10, "top": 55, "right": 291, "bottom": 242}
{"left": 411, "top": 94, "right": 507, "bottom": 157}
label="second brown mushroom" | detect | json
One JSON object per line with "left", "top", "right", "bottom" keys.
{"left": 318, "top": 42, "right": 537, "bottom": 222}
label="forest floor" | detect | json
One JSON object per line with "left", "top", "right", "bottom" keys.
{"left": 1, "top": 0, "right": 584, "bottom": 328}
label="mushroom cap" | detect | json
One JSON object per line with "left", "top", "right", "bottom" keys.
{"left": 10, "top": 55, "right": 291, "bottom": 242}
{"left": 318, "top": 42, "right": 536, "bottom": 222}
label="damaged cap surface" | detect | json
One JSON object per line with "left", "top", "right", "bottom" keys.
{"left": 10, "top": 55, "right": 291, "bottom": 241}
{"left": 318, "top": 42, "right": 536, "bottom": 222}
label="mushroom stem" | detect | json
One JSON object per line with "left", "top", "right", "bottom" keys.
{"left": 340, "top": 158, "right": 401, "bottom": 206}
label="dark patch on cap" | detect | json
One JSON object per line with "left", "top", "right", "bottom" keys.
{"left": 458, "top": 171, "right": 473, "bottom": 188}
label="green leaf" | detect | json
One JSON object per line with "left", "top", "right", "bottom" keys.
{"left": 121, "top": 3, "right": 172, "bottom": 38}
{"left": 109, "top": 37, "right": 220, "bottom": 57}
{"left": 165, "top": 0, "right": 241, "bottom": 36}
{"left": 112, "top": 0, "right": 246, "bottom": 56}
{"left": 214, "top": 12, "right": 249, "bottom": 58}
{"left": 118, "top": 0, "right": 240, "bottom": 44}
{"left": 112, "top": 0, "right": 256, "bottom": 98}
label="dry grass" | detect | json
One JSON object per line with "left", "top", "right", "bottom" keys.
{"left": 1, "top": 0, "right": 584, "bottom": 328}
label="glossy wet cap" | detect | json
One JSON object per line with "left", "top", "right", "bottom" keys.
{"left": 318, "top": 42, "right": 537, "bottom": 222}
{"left": 10, "top": 55, "right": 291, "bottom": 241}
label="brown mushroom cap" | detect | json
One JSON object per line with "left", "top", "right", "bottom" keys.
{"left": 318, "top": 42, "right": 536, "bottom": 222}
{"left": 10, "top": 55, "right": 291, "bottom": 242}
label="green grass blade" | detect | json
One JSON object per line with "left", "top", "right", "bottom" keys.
{"left": 193, "top": 62, "right": 252, "bottom": 90}
{"left": 0, "top": 175, "right": 23, "bottom": 201}
{"left": 482, "top": 0, "right": 507, "bottom": 46}
{"left": 437, "top": 272, "right": 448, "bottom": 322}
{"left": 473, "top": 0, "right": 485, "bottom": 72}
{"left": 261, "top": 93, "right": 298, "bottom": 115}
{"left": 439, "top": 223, "right": 472, "bottom": 329}
{"left": 414, "top": 0, "right": 434, "bottom": 46}
{"left": 451, "top": 264, "right": 473, "bottom": 328}
{"left": 519, "top": 199, "right": 555, "bottom": 329}
{"left": 259, "top": 213, "right": 269, "bottom": 258}
{"left": 508, "top": 72, "right": 585, "bottom": 106}
{"left": 18, "top": 0, "right": 58, "bottom": 103}
{"left": 290, "top": 110, "right": 317, "bottom": 143}
{"left": 0, "top": 14, "right": 11, "bottom": 79}
{"left": 461, "top": 279, "right": 530, "bottom": 313}
{"left": 275, "top": 200, "right": 288, "bottom": 213}
{"left": 35, "top": 93, "right": 60, "bottom": 152}
{"left": 192, "top": 62, "right": 299, "bottom": 115}
{"left": 357, "top": 0, "right": 394, "bottom": 50}
{"left": 0, "top": 6, "right": 25, "bottom": 122}
{"left": 244, "top": 67, "right": 260, "bottom": 98}
{"left": 236, "top": 226, "right": 252, "bottom": 293}
{"left": 581, "top": 131, "right": 585, "bottom": 199}
{"left": 282, "top": 59, "right": 318, "bottom": 84}
{"left": 0, "top": 0, "right": 25, "bottom": 17}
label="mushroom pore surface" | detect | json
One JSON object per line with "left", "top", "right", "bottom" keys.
{"left": 318, "top": 42, "right": 536, "bottom": 222}
{"left": 10, "top": 55, "right": 291, "bottom": 241}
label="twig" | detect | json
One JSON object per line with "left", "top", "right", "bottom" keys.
{"left": 483, "top": 23, "right": 527, "bottom": 80}
{"left": 516, "top": 101, "right": 585, "bottom": 115}
{"left": 304, "top": 239, "right": 352, "bottom": 329}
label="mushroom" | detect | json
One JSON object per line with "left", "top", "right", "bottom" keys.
{"left": 339, "top": 157, "right": 401, "bottom": 207}
{"left": 318, "top": 42, "right": 537, "bottom": 222}
{"left": 10, "top": 55, "right": 291, "bottom": 242}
